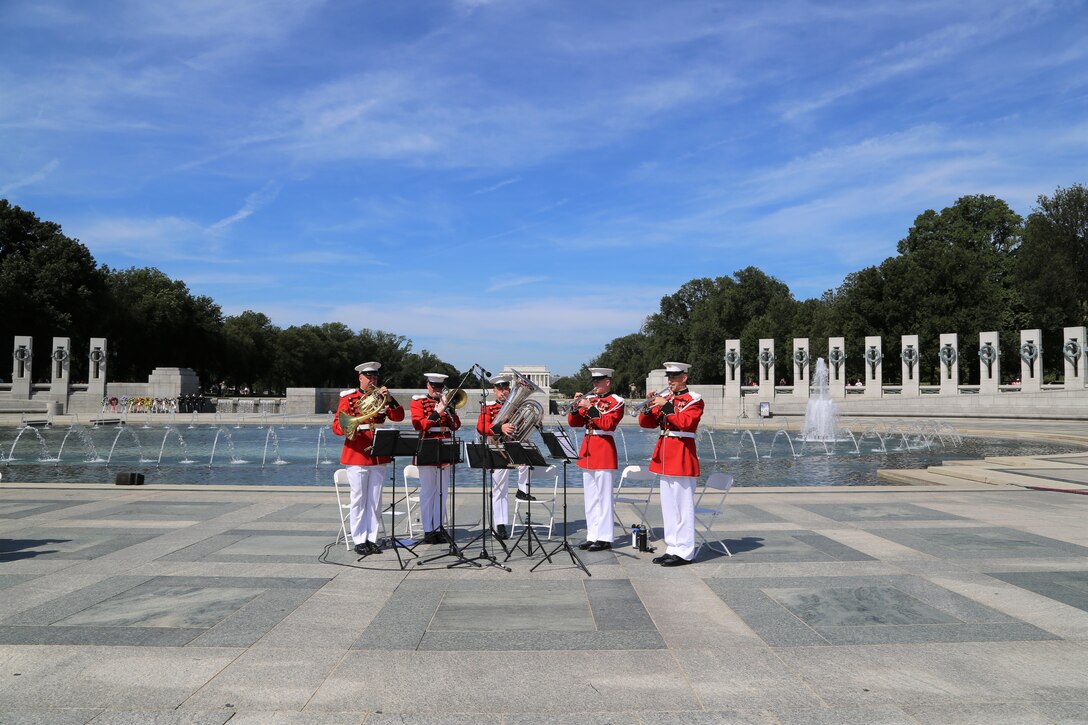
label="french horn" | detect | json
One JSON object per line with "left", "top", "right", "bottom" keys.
{"left": 338, "top": 387, "right": 389, "bottom": 440}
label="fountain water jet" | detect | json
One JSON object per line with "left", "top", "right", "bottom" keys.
{"left": 801, "top": 358, "right": 840, "bottom": 442}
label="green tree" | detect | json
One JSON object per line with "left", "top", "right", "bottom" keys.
{"left": 1016, "top": 183, "right": 1088, "bottom": 377}
{"left": 103, "top": 267, "right": 224, "bottom": 382}
{"left": 0, "top": 199, "right": 107, "bottom": 381}
{"left": 220, "top": 311, "right": 280, "bottom": 393}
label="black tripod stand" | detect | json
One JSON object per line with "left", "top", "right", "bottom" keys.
{"left": 503, "top": 441, "right": 551, "bottom": 563}
{"left": 461, "top": 442, "right": 512, "bottom": 571}
{"left": 418, "top": 438, "right": 480, "bottom": 569}
{"left": 371, "top": 428, "right": 420, "bottom": 570}
{"left": 533, "top": 428, "right": 590, "bottom": 576}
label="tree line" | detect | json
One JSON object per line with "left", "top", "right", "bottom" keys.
{"left": 556, "top": 184, "right": 1087, "bottom": 395}
{"left": 4, "top": 183, "right": 1085, "bottom": 396}
{"left": 0, "top": 199, "right": 462, "bottom": 393}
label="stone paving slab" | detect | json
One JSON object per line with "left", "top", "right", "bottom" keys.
{"left": 0, "top": 475, "right": 1086, "bottom": 722}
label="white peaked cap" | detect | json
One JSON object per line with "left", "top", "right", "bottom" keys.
{"left": 424, "top": 373, "right": 449, "bottom": 384}
{"left": 589, "top": 367, "right": 614, "bottom": 378}
{"left": 663, "top": 361, "right": 690, "bottom": 374}
{"left": 354, "top": 361, "right": 381, "bottom": 373}
{"left": 489, "top": 373, "right": 513, "bottom": 385}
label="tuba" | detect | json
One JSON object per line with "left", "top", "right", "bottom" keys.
{"left": 491, "top": 368, "right": 545, "bottom": 442}
{"left": 338, "top": 388, "right": 389, "bottom": 440}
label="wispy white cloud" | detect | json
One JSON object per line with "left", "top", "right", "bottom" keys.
{"left": 210, "top": 182, "right": 280, "bottom": 231}
{"left": 471, "top": 176, "right": 520, "bottom": 195}
{"left": 485, "top": 275, "right": 546, "bottom": 293}
{"left": 0, "top": 159, "right": 60, "bottom": 196}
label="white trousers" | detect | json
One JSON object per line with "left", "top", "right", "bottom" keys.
{"left": 659, "top": 475, "right": 696, "bottom": 560}
{"left": 581, "top": 468, "right": 615, "bottom": 542}
{"left": 491, "top": 465, "right": 530, "bottom": 527}
{"left": 347, "top": 464, "right": 386, "bottom": 544}
{"left": 418, "top": 465, "right": 450, "bottom": 532}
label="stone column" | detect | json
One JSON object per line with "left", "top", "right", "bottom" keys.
{"left": 49, "top": 337, "right": 71, "bottom": 410}
{"left": 88, "top": 338, "right": 108, "bottom": 399}
{"left": 828, "top": 336, "right": 847, "bottom": 400}
{"left": 792, "top": 338, "right": 810, "bottom": 401}
{"left": 900, "top": 334, "right": 920, "bottom": 396}
{"left": 724, "top": 339, "right": 742, "bottom": 400}
{"left": 757, "top": 338, "right": 776, "bottom": 401}
{"left": 11, "top": 335, "right": 33, "bottom": 399}
{"left": 863, "top": 335, "right": 883, "bottom": 397}
{"left": 978, "top": 331, "right": 1001, "bottom": 395}
{"left": 1019, "top": 329, "right": 1043, "bottom": 393}
{"left": 1063, "top": 326, "right": 1087, "bottom": 389}
{"left": 938, "top": 333, "right": 959, "bottom": 395}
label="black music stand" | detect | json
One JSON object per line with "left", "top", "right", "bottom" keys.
{"left": 502, "top": 440, "right": 551, "bottom": 562}
{"left": 532, "top": 428, "right": 590, "bottom": 576}
{"left": 460, "top": 442, "right": 513, "bottom": 571}
{"left": 370, "top": 428, "right": 420, "bottom": 570}
{"left": 418, "top": 438, "right": 480, "bottom": 568}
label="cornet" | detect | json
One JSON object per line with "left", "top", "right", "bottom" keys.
{"left": 628, "top": 389, "right": 673, "bottom": 417}
{"left": 559, "top": 392, "right": 597, "bottom": 415}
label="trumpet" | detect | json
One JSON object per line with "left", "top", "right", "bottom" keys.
{"left": 628, "top": 389, "right": 673, "bottom": 417}
{"left": 559, "top": 392, "right": 597, "bottom": 415}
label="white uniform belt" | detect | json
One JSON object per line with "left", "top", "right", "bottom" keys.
{"left": 427, "top": 427, "right": 448, "bottom": 433}
{"left": 587, "top": 430, "right": 613, "bottom": 436}
{"left": 660, "top": 431, "right": 695, "bottom": 439}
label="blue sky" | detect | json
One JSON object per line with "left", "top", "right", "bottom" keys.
{"left": 2, "top": 1, "right": 1086, "bottom": 375}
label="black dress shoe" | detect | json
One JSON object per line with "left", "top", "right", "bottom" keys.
{"left": 495, "top": 524, "right": 508, "bottom": 540}
{"left": 587, "top": 541, "right": 612, "bottom": 552}
{"left": 422, "top": 531, "right": 438, "bottom": 544}
{"left": 660, "top": 555, "right": 691, "bottom": 567}
{"left": 577, "top": 541, "right": 594, "bottom": 550}
{"left": 515, "top": 490, "right": 537, "bottom": 501}
{"left": 353, "top": 543, "right": 369, "bottom": 555}
{"left": 367, "top": 541, "right": 383, "bottom": 554}
{"left": 651, "top": 554, "right": 670, "bottom": 564}
{"left": 437, "top": 528, "right": 453, "bottom": 544}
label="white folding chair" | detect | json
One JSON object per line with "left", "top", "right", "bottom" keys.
{"left": 614, "top": 464, "right": 657, "bottom": 539}
{"left": 332, "top": 468, "right": 353, "bottom": 550}
{"left": 402, "top": 464, "right": 422, "bottom": 538}
{"left": 510, "top": 465, "right": 558, "bottom": 540}
{"left": 693, "top": 472, "right": 735, "bottom": 559}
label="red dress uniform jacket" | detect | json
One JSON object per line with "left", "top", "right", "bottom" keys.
{"left": 638, "top": 389, "right": 703, "bottom": 476}
{"left": 567, "top": 393, "right": 624, "bottom": 470}
{"left": 410, "top": 394, "right": 461, "bottom": 466}
{"left": 476, "top": 401, "right": 504, "bottom": 439}
{"left": 332, "top": 389, "right": 406, "bottom": 466}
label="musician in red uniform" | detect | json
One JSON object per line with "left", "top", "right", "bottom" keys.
{"left": 410, "top": 373, "right": 461, "bottom": 544}
{"left": 638, "top": 361, "right": 703, "bottom": 566}
{"left": 331, "top": 362, "right": 405, "bottom": 556}
{"left": 476, "top": 373, "right": 533, "bottom": 540}
{"left": 567, "top": 367, "right": 624, "bottom": 551}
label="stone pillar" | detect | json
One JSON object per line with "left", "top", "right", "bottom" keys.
{"left": 900, "top": 334, "right": 920, "bottom": 396}
{"left": 11, "top": 335, "right": 33, "bottom": 399}
{"left": 978, "top": 331, "right": 1000, "bottom": 395}
{"left": 724, "top": 339, "right": 742, "bottom": 400}
{"left": 49, "top": 337, "right": 71, "bottom": 410}
{"left": 792, "top": 338, "right": 810, "bottom": 400}
{"left": 863, "top": 335, "right": 883, "bottom": 397}
{"left": 88, "top": 338, "right": 108, "bottom": 399}
{"left": 1019, "top": 329, "right": 1043, "bottom": 393}
{"left": 757, "top": 338, "right": 775, "bottom": 401}
{"left": 828, "top": 336, "right": 847, "bottom": 400}
{"left": 1063, "top": 326, "right": 1087, "bottom": 389}
{"left": 938, "top": 333, "right": 959, "bottom": 395}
